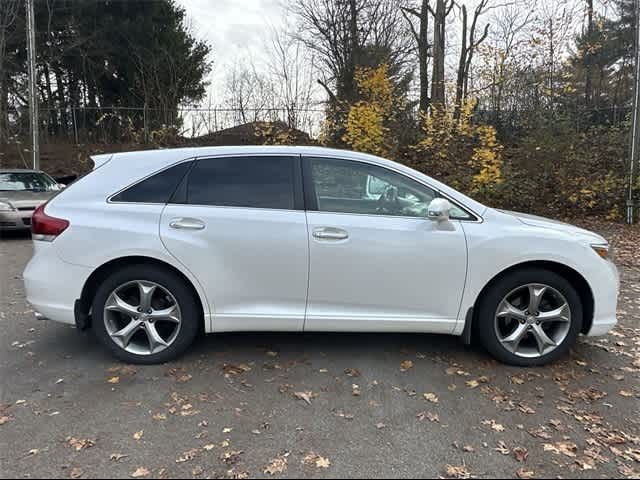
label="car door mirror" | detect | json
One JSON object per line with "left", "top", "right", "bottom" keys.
{"left": 427, "top": 198, "right": 452, "bottom": 222}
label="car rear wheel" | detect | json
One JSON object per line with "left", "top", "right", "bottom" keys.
{"left": 475, "top": 268, "right": 583, "bottom": 367}
{"left": 92, "top": 265, "right": 200, "bottom": 364}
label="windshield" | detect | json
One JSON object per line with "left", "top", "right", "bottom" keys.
{"left": 0, "top": 172, "right": 60, "bottom": 192}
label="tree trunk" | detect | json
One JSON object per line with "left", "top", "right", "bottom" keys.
{"left": 431, "top": 0, "right": 447, "bottom": 108}
{"left": 454, "top": 5, "right": 469, "bottom": 118}
{"left": 418, "top": 0, "right": 431, "bottom": 114}
{"left": 585, "top": 0, "right": 594, "bottom": 109}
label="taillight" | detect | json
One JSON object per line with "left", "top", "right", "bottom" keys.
{"left": 31, "top": 202, "right": 69, "bottom": 241}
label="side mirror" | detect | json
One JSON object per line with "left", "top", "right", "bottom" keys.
{"left": 427, "top": 198, "right": 452, "bottom": 222}
{"left": 57, "top": 183, "right": 66, "bottom": 190}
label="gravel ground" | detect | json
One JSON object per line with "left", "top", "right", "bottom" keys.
{"left": 0, "top": 229, "right": 638, "bottom": 479}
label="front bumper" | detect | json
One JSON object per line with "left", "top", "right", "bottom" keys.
{"left": 585, "top": 259, "right": 619, "bottom": 337}
{"left": 0, "top": 209, "right": 33, "bottom": 230}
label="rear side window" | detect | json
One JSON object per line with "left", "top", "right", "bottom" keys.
{"left": 187, "top": 156, "right": 296, "bottom": 210}
{"left": 111, "top": 162, "right": 192, "bottom": 204}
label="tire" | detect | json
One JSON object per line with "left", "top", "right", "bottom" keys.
{"left": 475, "top": 268, "right": 583, "bottom": 367}
{"left": 92, "top": 264, "right": 201, "bottom": 364}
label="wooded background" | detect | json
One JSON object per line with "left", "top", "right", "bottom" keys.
{"left": 0, "top": 0, "right": 637, "bottom": 219}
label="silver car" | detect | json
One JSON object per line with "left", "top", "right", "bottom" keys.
{"left": 0, "top": 169, "right": 64, "bottom": 231}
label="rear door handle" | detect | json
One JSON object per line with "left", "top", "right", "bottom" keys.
{"left": 312, "top": 227, "right": 349, "bottom": 240}
{"left": 169, "top": 217, "right": 206, "bottom": 231}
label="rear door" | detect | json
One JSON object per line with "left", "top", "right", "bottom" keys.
{"left": 160, "top": 154, "right": 309, "bottom": 332}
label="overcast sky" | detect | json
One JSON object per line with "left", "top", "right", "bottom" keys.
{"left": 176, "top": 0, "right": 288, "bottom": 104}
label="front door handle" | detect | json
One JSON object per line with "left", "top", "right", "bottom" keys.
{"left": 312, "top": 227, "right": 349, "bottom": 240}
{"left": 169, "top": 217, "right": 206, "bottom": 231}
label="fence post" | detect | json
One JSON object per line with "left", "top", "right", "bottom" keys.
{"left": 143, "top": 104, "right": 149, "bottom": 143}
{"left": 72, "top": 106, "right": 78, "bottom": 144}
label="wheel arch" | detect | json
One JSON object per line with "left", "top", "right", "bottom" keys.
{"left": 465, "top": 260, "right": 594, "bottom": 343}
{"left": 76, "top": 256, "right": 207, "bottom": 331}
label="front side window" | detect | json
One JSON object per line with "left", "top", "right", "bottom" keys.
{"left": 0, "top": 172, "right": 60, "bottom": 192}
{"left": 187, "top": 156, "right": 296, "bottom": 210}
{"left": 308, "top": 157, "right": 473, "bottom": 219}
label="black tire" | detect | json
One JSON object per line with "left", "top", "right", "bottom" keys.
{"left": 92, "top": 264, "right": 201, "bottom": 364}
{"left": 475, "top": 268, "right": 583, "bottom": 367}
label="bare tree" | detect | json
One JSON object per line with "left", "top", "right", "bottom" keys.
{"left": 0, "top": 0, "right": 20, "bottom": 141}
{"left": 430, "top": 0, "right": 455, "bottom": 107}
{"left": 268, "top": 28, "right": 318, "bottom": 130}
{"left": 291, "top": 0, "right": 412, "bottom": 106}
{"left": 401, "top": 0, "right": 432, "bottom": 113}
{"left": 454, "top": 0, "right": 491, "bottom": 117}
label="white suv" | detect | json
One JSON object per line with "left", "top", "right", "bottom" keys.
{"left": 23, "top": 146, "right": 619, "bottom": 366}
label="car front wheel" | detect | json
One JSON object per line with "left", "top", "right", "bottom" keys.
{"left": 476, "top": 268, "right": 583, "bottom": 367}
{"left": 92, "top": 265, "right": 200, "bottom": 364}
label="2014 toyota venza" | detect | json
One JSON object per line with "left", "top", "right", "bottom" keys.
{"left": 23, "top": 146, "right": 619, "bottom": 366}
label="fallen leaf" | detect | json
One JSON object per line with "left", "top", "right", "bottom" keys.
{"left": 133, "top": 430, "right": 144, "bottom": 441}
{"left": 176, "top": 448, "right": 200, "bottom": 463}
{"left": 516, "top": 468, "right": 535, "bottom": 479}
{"left": 417, "top": 411, "right": 439, "bottom": 423}
{"left": 344, "top": 368, "right": 361, "bottom": 377}
{"left": 544, "top": 441, "right": 577, "bottom": 458}
{"left": 66, "top": 437, "right": 95, "bottom": 451}
{"left": 107, "top": 376, "right": 120, "bottom": 384}
{"left": 423, "top": 393, "right": 439, "bottom": 404}
{"left": 513, "top": 447, "right": 529, "bottom": 462}
{"left": 302, "top": 453, "right": 330, "bottom": 469}
{"left": 400, "top": 360, "right": 414, "bottom": 372}
{"left": 131, "top": 467, "right": 150, "bottom": 478}
{"left": 264, "top": 456, "right": 288, "bottom": 475}
{"left": 222, "top": 364, "right": 251, "bottom": 376}
{"left": 69, "top": 467, "right": 83, "bottom": 479}
{"left": 352, "top": 384, "right": 361, "bottom": 396}
{"left": 110, "top": 453, "right": 128, "bottom": 462}
{"left": 294, "top": 391, "right": 315, "bottom": 405}
{"left": 0, "top": 416, "right": 10, "bottom": 425}
{"left": 495, "top": 441, "right": 511, "bottom": 455}
{"left": 445, "top": 465, "right": 471, "bottom": 479}
{"left": 221, "top": 450, "right": 243, "bottom": 465}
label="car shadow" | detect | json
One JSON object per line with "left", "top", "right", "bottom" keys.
{"left": 0, "top": 230, "right": 31, "bottom": 241}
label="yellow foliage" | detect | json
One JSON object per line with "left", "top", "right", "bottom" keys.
{"left": 413, "top": 99, "right": 503, "bottom": 194}
{"left": 342, "top": 64, "right": 403, "bottom": 157}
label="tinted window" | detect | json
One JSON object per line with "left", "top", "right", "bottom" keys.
{"left": 111, "top": 162, "right": 192, "bottom": 203}
{"left": 308, "top": 157, "right": 473, "bottom": 220}
{"left": 187, "top": 156, "right": 296, "bottom": 210}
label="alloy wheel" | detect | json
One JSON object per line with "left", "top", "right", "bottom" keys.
{"left": 494, "top": 283, "right": 572, "bottom": 358}
{"left": 103, "top": 280, "right": 182, "bottom": 356}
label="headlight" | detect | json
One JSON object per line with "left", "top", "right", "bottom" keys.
{"left": 591, "top": 244, "right": 610, "bottom": 260}
{"left": 0, "top": 201, "right": 15, "bottom": 212}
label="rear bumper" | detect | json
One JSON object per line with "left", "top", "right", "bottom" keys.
{"left": 23, "top": 241, "right": 92, "bottom": 325}
{"left": 0, "top": 210, "right": 32, "bottom": 230}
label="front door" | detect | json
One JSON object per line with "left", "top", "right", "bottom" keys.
{"left": 303, "top": 156, "right": 468, "bottom": 334}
